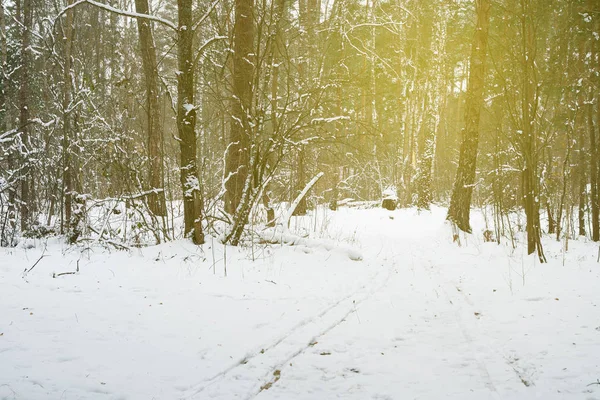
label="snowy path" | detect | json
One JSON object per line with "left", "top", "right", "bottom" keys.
{"left": 255, "top": 208, "right": 600, "bottom": 400}
{"left": 253, "top": 212, "right": 508, "bottom": 400}
{"left": 1, "top": 207, "right": 599, "bottom": 399}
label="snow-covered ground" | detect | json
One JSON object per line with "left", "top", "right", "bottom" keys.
{"left": 1, "top": 206, "right": 599, "bottom": 399}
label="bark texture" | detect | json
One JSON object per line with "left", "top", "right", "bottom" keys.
{"left": 447, "top": 0, "right": 491, "bottom": 232}
{"left": 177, "top": 0, "right": 204, "bottom": 244}
{"left": 224, "top": 0, "right": 254, "bottom": 215}
{"left": 135, "top": 0, "right": 166, "bottom": 216}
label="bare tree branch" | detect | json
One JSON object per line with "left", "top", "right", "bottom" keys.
{"left": 56, "top": 0, "right": 178, "bottom": 31}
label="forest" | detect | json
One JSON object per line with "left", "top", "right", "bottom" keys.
{"left": 2, "top": 1, "right": 600, "bottom": 398}
{"left": 1, "top": 0, "right": 598, "bottom": 258}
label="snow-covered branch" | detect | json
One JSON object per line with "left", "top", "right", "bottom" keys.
{"left": 57, "top": 0, "right": 178, "bottom": 31}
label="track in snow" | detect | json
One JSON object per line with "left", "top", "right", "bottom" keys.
{"left": 181, "top": 262, "right": 393, "bottom": 400}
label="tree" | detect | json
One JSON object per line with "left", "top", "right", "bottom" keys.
{"left": 447, "top": 0, "right": 491, "bottom": 232}
{"left": 519, "top": 0, "right": 546, "bottom": 262}
{"left": 62, "top": 0, "right": 76, "bottom": 238}
{"left": 18, "top": 0, "right": 32, "bottom": 232}
{"left": 224, "top": 0, "right": 254, "bottom": 216}
{"left": 177, "top": 0, "right": 204, "bottom": 244}
{"left": 589, "top": 0, "right": 599, "bottom": 241}
{"left": 135, "top": 0, "right": 166, "bottom": 216}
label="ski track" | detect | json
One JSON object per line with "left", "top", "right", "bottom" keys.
{"left": 420, "top": 243, "right": 540, "bottom": 398}
{"left": 421, "top": 258, "right": 501, "bottom": 397}
{"left": 182, "top": 262, "right": 393, "bottom": 400}
{"left": 247, "top": 265, "right": 395, "bottom": 400}
{"left": 4, "top": 207, "right": 599, "bottom": 400}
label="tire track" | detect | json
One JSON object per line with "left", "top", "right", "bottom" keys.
{"left": 414, "top": 248, "right": 501, "bottom": 399}
{"left": 248, "top": 264, "right": 394, "bottom": 399}
{"left": 419, "top": 246, "right": 518, "bottom": 398}
{"left": 181, "top": 263, "right": 392, "bottom": 400}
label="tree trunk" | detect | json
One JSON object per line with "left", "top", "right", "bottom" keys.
{"left": 578, "top": 115, "right": 586, "bottom": 237}
{"left": 177, "top": 0, "right": 204, "bottom": 244}
{"left": 414, "top": 3, "right": 439, "bottom": 210}
{"left": 293, "top": 146, "right": 308, "bottom": 215}
{"left": 589, "top": 100, "right": 599, "bottom": 241}
{"left": 263, "top": 0, "right": 285, "bottom": 226}
{"left": 589, "top": 9, "right": 600, "bottom": 241}
{"left": 62, "top": 0, "right": 75, "bottom": 236}
{"left": 520, "top": 0, "right": 545, "bottom": 262}
{"left": 415, "top": 90, "right": 434, "bottom": 210}
{"left": 447, "top": 0, "right": 491, "bottom": 231}
{"left": 0, "top": 0, "right": 15, "bottom": 242}
{"left": 546, "top": 202, "right": 555, "bottom": 234}
{"left": 224, "top": 0, "right": 254, "bottom": 215}
{"left": 135, "top": 0, "right": 166, "bottom": 216}
{"left": 19, "top": 0, "right": 32, "bottom": 232}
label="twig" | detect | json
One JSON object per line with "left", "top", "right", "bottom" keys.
{"left": 353, "top": 300, "right": 361, "bottom": 324}
{"left": 53, "top": 271, "right": 76, "bottom": 278}
{"left": 211, "top": 236, "right": 216, "bottom": 275}
{"left": 53, "top": 259, "right": 80, "bottom": 278}
{"left": 24, "top": 251, "right": 48, "bottom": 275}
{"left": 587, "top": 379, "right": 600, "bottom": 387}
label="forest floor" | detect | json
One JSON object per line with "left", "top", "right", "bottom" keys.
{"left": 1, "top": 206, "right": 600, "bottom": 400}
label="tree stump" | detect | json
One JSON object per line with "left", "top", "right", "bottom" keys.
{"left": 381, "top": 198, "right": 397, "bottom": 211}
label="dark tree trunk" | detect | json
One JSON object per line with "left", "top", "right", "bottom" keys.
{"left": 263, "top": 0, "right": 285, "bottom": 227}
{"left": 292, "top": 0, "right": 319, "bottom": 215}
{"left": 135, "top": 0, "right": 166, "bottom": 216}
{"left": 447, "top": 0, "right": 491, "bottom": 232}
{"left": 224, "top": 0, "right": 254, "bottom": 215}
{"left": 415, "top": 89, "right": 434, "bottom": 210}
{"left": 19, "top": 0, "right": 32, "bottom": 232}
{"left": 293, "top": 146, "right": 308, "bottom": 216}
{"left": 589, "top": 10, "right": 600, "bottom": 241}
{"left": 0, "top": 0, "right": 15, "bottom": 241}
{"left": 177, "top": 0, "right": 204, "bottom": 244}
{"left": 62, "top": 0, "right": 75, "bottom": 236}
{"left": 519, "top": 0, "right": 545, "bottom": 262}
{"left": 414, "top": 4, "right": 436, "bottom": 210}
{"left": 547, "top": 202, "right": 555, "bottom": 234}
{"left": 589, "top": 100, "right": 599, "bottom": 241}
{"left": 578, "top": 116, "right": 586, "bottom": 237}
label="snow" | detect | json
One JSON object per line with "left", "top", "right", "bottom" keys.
{"left": 60, "top": 0, "right": 178, "bottom": 31}
{"left": 382, "top": 187, "right": 398, "bottom": 201}
{"left": 183, "top": 103, "right": 195, "bottom": 115}
{"left": 1, "top": 206, "right": 599, "bottom": 399}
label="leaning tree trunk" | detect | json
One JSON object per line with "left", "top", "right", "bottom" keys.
{"left": 177, "top": 0, "right": 204, "bottom": 244}
{"left": 224, "top": 0, "right": 254, "bottom": 215}
{"left": 135, "top": 0, "right": 166, "bottom": 216}
{"left": 447, "top": 0, "right": 491, "bottom": 232}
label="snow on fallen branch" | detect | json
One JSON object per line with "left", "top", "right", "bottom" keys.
{"left": 261, "top": 172, "right": 363, "bottom": 261}
{"left": 260, "top": 226, "right": 363, "bottom": 261}
{"left": 283, "top": 172, "right": 324, "bottom": 228}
